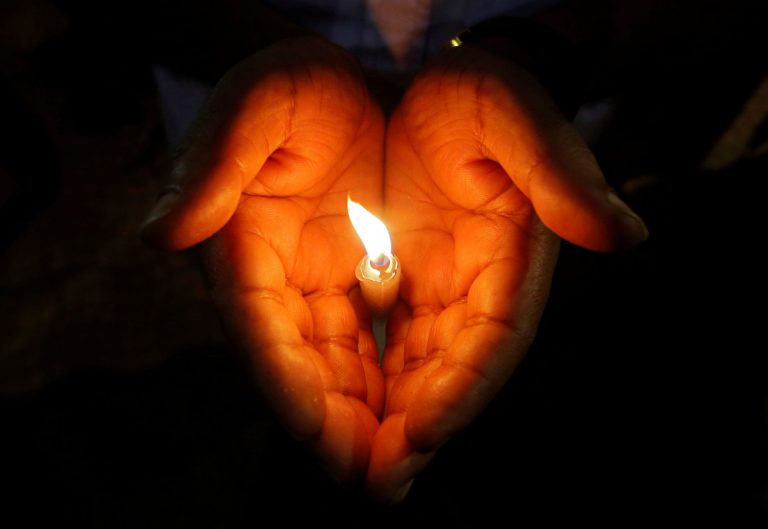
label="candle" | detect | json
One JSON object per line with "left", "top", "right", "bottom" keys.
{"left": 347, "top": 195, "right": 401, "bottom": 315}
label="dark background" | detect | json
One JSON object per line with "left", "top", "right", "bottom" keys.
{"left": 1, "top": 0, "right": 765, "bottom": 526}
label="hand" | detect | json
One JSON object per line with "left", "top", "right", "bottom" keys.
{"left": 141, "top": 36, "right": 386, "bottom": 482}
{"left": 366, "top": 44, "right": 647, "bottom": 501}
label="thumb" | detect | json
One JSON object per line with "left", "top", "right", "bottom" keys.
{"left": 140, "top": 51, "right": 293, "bottom": 251}
{"left": 484, "top": 66, "right": 648, "bottom": 251}
{"left": 518, "top": 120, "right": 648, "bottom": 251}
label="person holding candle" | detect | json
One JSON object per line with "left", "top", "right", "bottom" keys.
{"left": 141, "top": 1, "right": 647, "bottom": 503}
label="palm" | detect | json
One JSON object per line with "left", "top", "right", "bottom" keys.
{"left": 149, "top": 38, "right": 387, "bottom": 482}
{"left": 208, "top": 171, "right": 385, "bottom": 483}
{"left": 145, "top": 38, "right": 645, "bottom": 501}
{"left": 367, "top": 58, "right": 559, "bottom": 498}
{"left": 384, "top": 150, "right": 539, "bottom": 432}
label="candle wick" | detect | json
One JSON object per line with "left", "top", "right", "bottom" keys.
{"left": 370, "top": 254, "right": 390, "bottom": 270}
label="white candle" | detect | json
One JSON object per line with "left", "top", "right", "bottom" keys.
{"left": 347, "top": 196, "right": 401, "bottom": 315}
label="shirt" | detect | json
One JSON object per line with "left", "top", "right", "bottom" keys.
{"left": 155, "top": 0, "right": 561, "bottom": 146}
{"left": 267, "top": 0, "right": 560, "bottom": 75}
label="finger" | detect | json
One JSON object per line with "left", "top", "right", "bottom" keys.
{"left": 204, "top": 218, "right": 332, "bottom": 439}
{"left": 141, "top": 37, "right": 367, "bottom": 250}
{"left": 400, "top": 50, "right": 648, "bottom": 251}
{"left": 479, "top": 63, "right": 648, "bottom": 251}
{"left": 405, "top": 218, "right": 559, "bottom": 451}
{"left": 204, "top": 217, "right": 378, "bottom": 482}
{"left": 366, "top": 413, "right": 434, "bottom": 504}
{"left": 350, "top": 287, "right": 386, "bottom": 417}
{"left": 315, "top": 391, "right": 379, "bottom": 483}
{"left": 305, "top": 290, "right": 385, "bottom": 418}
{"left": 141, "top": 53, "right": 293, "bottom": 250}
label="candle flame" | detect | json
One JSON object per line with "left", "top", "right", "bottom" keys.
{"left": 347, "top": 195, "right": 392, "bottom": 264}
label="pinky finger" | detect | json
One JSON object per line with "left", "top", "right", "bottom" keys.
{"left": 366, "top": 413, "right": 434, "bottom": 504}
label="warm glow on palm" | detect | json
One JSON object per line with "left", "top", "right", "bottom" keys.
{"left": 205, "top": 161, "right": 385, "bottom": 483}
{"left": 143, "top": 37, "right": 386, "bottom": 482}
{"left": 367, "top": 57, "right": 561, "bottom": 500}
{"left": 142, "top": 37, "right": 646, "bottom": 503}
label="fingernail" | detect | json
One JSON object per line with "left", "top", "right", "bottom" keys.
{"left": 607, "top": 191, "right": 649, "bottom": 242}
{"left": 391, "top": 479, "right": 414, "bottom": 504}
{"left": 142, "top": 190, "right": 181, "bottom": 228}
